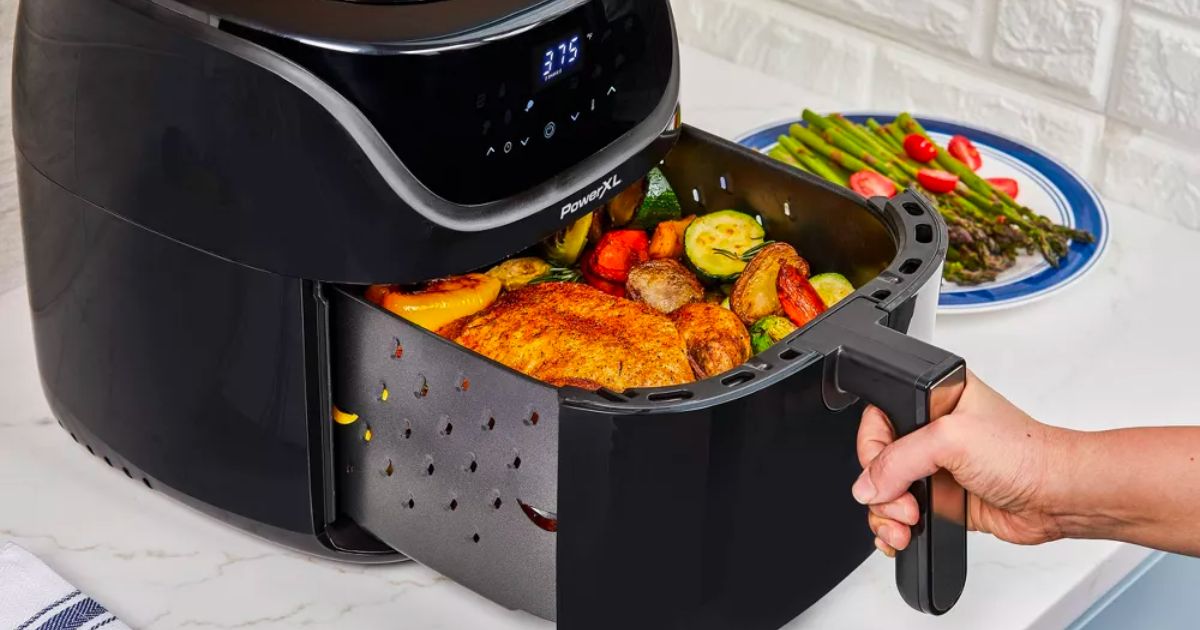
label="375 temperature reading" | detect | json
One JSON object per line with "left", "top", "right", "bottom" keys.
{"left": 539, "top": 33, "right": 582, "bottom": 85}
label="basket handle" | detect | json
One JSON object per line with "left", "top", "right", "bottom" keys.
{"left": 798, "top": 298, "right": 968, "bottom": 615}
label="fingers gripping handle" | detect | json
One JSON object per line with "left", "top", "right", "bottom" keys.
{"left": 799, "top": 298, "right": 968, "bottom": 615}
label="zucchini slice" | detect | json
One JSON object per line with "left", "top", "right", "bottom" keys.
{"left": 684, "top": 210, "right": 766, "bottom": 282}
{"left": 809, "top": 273, "right": 855, "bottom": 307}
{"left": 631, "top": 168, "right": 682, "bottom": 230}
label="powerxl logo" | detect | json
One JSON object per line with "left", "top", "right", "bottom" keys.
{"left": 561, "top": 174, "right": 624, "bottom": 219}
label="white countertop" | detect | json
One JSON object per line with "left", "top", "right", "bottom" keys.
{"left": 3, "top": 46, "right": 1198, "bottom": 629}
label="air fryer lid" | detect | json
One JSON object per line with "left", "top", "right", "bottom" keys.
{"left": 330, "top": 126, "right": 969, "bottom": 623}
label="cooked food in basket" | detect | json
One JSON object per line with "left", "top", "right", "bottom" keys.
{"left": 366, "top": 169, "right": 856, "bottom": 391}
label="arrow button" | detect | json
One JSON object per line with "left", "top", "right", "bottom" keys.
{"left": 520, "top": 137, "right": 530, "bottom": 147}
{"left": 486, "top": 146, "right": 496, "bottom": 157}
{"left": 570, "top": 112, "right": 580, "bottom": 122}
{"left": 607, "top": 86, "right": 617, "bottom": 96}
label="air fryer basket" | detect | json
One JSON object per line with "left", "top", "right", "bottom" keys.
{"left": 329, "top": 126, "right": 967, "bottom": 628}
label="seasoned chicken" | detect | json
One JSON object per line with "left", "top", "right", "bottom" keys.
{"left": 670, "top": 302, "right": 752, "bottom": 379}
{"left": 440, "top": 282, "right": 694, "bottom": 391}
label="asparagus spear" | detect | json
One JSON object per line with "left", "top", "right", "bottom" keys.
{"left": 779, "top": 135, "right": 848, "bottom": 186}
{"left": 802, "top": 111, "right": 912, "bottom": 184}
{"left": 788, "top": 123, "right": 882, "bottom": 176}
{"left": 768, "top": 145, "right": 810, "bottom": 173}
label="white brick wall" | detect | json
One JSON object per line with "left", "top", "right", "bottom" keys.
{"left": 674, "top": 0, "right": 1200, "bottom": 230}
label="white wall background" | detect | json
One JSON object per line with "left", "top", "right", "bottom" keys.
{"left": 672, "top": 0, "right": 1200, "bottom": 232}
{"left": 0, "top": 2, "right": 1198, "bottom": 290}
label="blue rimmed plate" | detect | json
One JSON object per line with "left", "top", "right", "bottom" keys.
{"left": 735, "top": 113, "right": 1110, "bottom": 314}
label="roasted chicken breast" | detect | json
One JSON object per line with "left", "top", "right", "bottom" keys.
{"left": 440, "top": 282, "right": 694, "bottom": 391}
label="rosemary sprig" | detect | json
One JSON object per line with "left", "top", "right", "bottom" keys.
{"left": 713, "top": 240, "right": 775, "bottom": 262}
{"left": 528, "top": 267, "right": 584, "bottom": 286}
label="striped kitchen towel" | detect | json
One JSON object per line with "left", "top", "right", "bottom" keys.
{"left": 0, "top": 542, "right": 129, "bottom": 630}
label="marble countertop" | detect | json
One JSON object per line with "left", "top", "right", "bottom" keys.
{"left": 3, "top": 46, "right": 1199, "bottom": 629}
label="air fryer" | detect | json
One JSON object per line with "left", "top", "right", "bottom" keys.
{"left": 14, "top": 0, "right": 969, "bottom": 628}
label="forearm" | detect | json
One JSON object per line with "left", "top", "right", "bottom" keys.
{"left": 1049, "top": 427, "right": 1200, "bottom": 555}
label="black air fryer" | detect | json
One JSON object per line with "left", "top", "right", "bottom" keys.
{"left": 15, "top": 0, "right": 970, "bottom": 627}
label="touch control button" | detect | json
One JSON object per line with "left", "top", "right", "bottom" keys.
{"left": 544, "top": 122, "right": 557, "bottom": 140}
{"left": 504, "top": 141, "right": 513, "bottom": 154}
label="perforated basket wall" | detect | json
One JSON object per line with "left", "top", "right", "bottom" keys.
{"left": 330, "top": 288, "right": 561, "bottom": 619}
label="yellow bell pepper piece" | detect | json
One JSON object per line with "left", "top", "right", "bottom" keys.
{"left": 381, "top": 274, "right": 502, "bottom": 332}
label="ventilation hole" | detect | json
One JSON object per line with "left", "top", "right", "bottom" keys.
{"left": 915, "top": 224, "right": 933, "bottom": 244}
{"left": 872, "top": 290, "right": 893, "bottom": 301}
{"left": 379, "top": 383, "right": 390, "bottom": 402}
{"left": 122, "top": 467, "right": 132, "bottom": 479}
{"left": 384, "top": 460, "right": 394, "bottom": 477}
{"left": 468, "top": 459, "right": 478, "bottom": 474}
{"left": 648, "top": 390, "right": 694, "bottom": 402}
{"left": 458, "top": 378, "right": 471, "bottom": 392}
{"left": 493, "top": 497, "right": 503, "bottom": 510}
{"left": 346, "top": 463, "right": 355, "bottom": 474}
{"left": 528, "top": 411, "right": 540, "bottom": 426}
{"left": 511, "top": 455, "right": 522, "bottom": 470}
{"left": 779, "top": 349, "right": 802, "bottom": 361}
{"left": 722, "top": 372, "right": 755, "bottom": 387}
{"left": 899, "top": 258, "right": 922, "bottom": 275}
{"left": 427, "top": 463, "right": 436, "bottom": 476}
{"left": 449, "top": 499, "right": 459, "bottom": 511}
{"left": 596, "top": 389, "right": 625, "bottom": 402}
{"left": 442, "top": 421, "right": 454, "bottom": 436}
{"left": 719, "top": 175, "right": 729, "bottom": 191}
{"left": 692, "top": 188, "right": 702, "bottom": 204}
{"left": 414, "top": 374, "right": 429, "bottom": 398}
{"left": 363, "top": 425, "right": 373, "bottom": 442}
{"left": 403, "top": 427, "right": 412, "bottom": 440}
{"left": 392, "top": 338, "right": 404, "bottom": 360}
{"left": 407, "top": 497, "right": 415, "bottom": 509}
{"left": 86, "top": 445, "right": 95, "bottom": 455}
{"left": 103, "top": 456, "right": 112, "bottom": 467}
{"left": 485, "top": 417, "right": 496, "bottom": 431}
{"left": 903, "top": 202, "right": 925, "bottom": 216}
{"left": 472, "top": 533, "right": 481, "bottom": 544}
{"left": 70, "top": 433, "right": 78, "bottom": 443}
{"left": 783, "top": 200, "right": 793, "bottom": 219}
{"left": 142, "top": 478, "right": 152, "bottom": 490}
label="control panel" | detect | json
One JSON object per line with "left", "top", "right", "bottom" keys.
{"left": 241, "top": 1, "right": 675, "bottom": 206}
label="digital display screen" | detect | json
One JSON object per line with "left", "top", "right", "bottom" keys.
{"left": 537, "top": 32, "right": 582, "bottom": 87}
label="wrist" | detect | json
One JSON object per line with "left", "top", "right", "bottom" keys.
{"left": 1041, "top": 429, "right": 1143, "bottom": 541}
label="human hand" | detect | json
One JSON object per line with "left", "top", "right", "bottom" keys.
{"left": 853, "top": 371, "right": 1074, "bottom": 556}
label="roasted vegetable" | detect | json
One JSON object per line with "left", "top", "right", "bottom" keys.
{"left": 809, "top": 273, "right": 855, "bottom": 307}
{"left": 670, "top": 302, "right": 752, "bottom": 379}
{"left": 626, "top": 259, "right": 704, "bottom": 314}
{"left": 607, "top": 178, "right": 645, "bottom": 227}
{"left": 683, "top": 210, "right": 766, "bottom": 283}
{"left": 544, "top": 212, "right": 594, "bottom": 266}
{"left": 649, "top": 216, "right": 695, "bottom": 260}
{"left": 580, "top": 267, "right": 626, "bottom": 298}
{"left": 374, "top": 274, "right": 502, "bottom": 331}
{"left": 632, "top": 167, "right": 683, "bottom": 229}
{"left": 585, "top": 229, "right": 650, "bottom": 284}
{"left": 777, "top": 264, "right": 827, "bottom": 328}
{"left": 730, "top": 242, "right": 809, "bottom": 326}
{"left": 486, "top": 257, "right": 552, "bottom": 291}
{"left": 750, "top": 315, "right": 799, "bottom": 354}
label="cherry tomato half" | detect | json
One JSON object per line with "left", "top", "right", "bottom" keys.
{"left": 917, "top": 169, "right": 960, "bottom": 194}
{"left": 948, "top": 135, "right": 982, "bottom": 171}
{"left": 986, "top": 177, "right": 1020, "bottom": 200}
{"left": 903, "top": 134, "right": 938, "bottom": 163}
{"left": 849, "top": 170, "right": 897, "bottom": 199}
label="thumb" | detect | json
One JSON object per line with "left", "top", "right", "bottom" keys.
{"left": 852, "top": 421, "right": 957, "bottom": 505}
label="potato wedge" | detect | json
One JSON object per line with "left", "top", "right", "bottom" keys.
{"left": 730, "top": 243, "right": 811, "bottom": 327}
{"left": 627, "top": 259, "right": 704, "bottom": 314}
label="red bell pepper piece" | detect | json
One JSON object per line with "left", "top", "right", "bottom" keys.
{"left": 588, "top": 230, "right": 650, "bottom": 283}
{"left": 777, "top": 264, "right": 827, "bottom": 328}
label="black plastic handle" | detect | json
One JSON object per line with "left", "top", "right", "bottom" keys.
{"left": 799, "top": 298, "right": 968, "bottom": 615}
